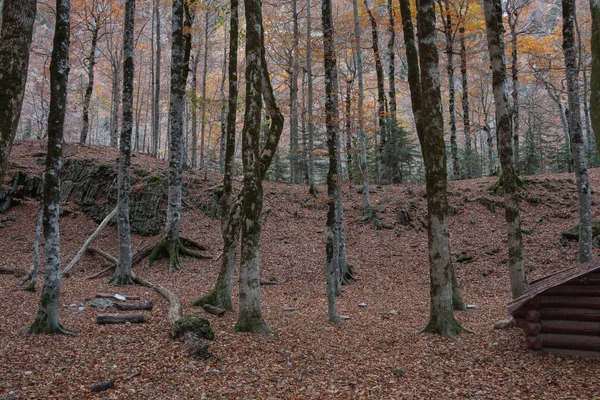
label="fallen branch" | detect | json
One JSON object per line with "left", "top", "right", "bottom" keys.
{"left": 132, "top": 239, "right": 161, "bottom": 266}
{"left": 97, "top": 313, "right": 146, "bottom": 324}
{"left": 88, "top": 247, "right": 118, "bottom": 266}
{"left": 62, "top": 207, "right": 117, "bottom": 277}
{"left": 132, "top": 272, "right": 182, "bottom": 325}
{"left": 96, "top": 293, "right": 140, "bottom": 301}
{"left": 180, "top": 236, "right": 208, "bottom": 251}
{"left": 90, "top": 380, "right": 115, "bottom": 392}
{"left": 0, "top": 266, "right": 28, "bottom": 276}
{"left": 202, "top": 304, "right": 226, "bottom": 317}
{"left": 85, "top": 265, "right": 115, "bottom": 280}
{"left": 114, "top": 301, "right": 153, "bottom": 311}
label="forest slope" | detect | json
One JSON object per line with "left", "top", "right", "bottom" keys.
{"left": 1, "top": 141, "right": 599, "bottom": 399}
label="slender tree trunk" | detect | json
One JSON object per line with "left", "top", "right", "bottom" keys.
{"left": 289, "top": 0, "right": 301, "bottom": 184}
{"left": 364, "top": 0, "right": 386, "bottom": 184}
{"left": 440, "top": 0, "right": 459, "bottom": 179}
{"left": 191, "top": 57, "right": 199, "bottom": 168}
{"left": 323, "top": 0, "right": 340, "bottom": 322}
{"left": 200, "top": 9, "right": 210, "bottom": 169}
{"left": 345, "top": 74, "right": 354, "bottom": 181}
{"left": 25, "top": 201, "right": 43, "bottom": 291}
{"left": 0, "top": 0, "right": 37, "bottom": 180}
{"left": 306, "top": 0, "right": 317, "bottom": 194}
{"left": 386, "top": 0, "right": 399, "bottom": 183}
{"left": 111, "top": 0, "right": 135, "bottom": 285}
{"left": 235, "top": 0, "right": 270, "bottom": 334}
{"left": 591, "top": 0, "right": 599, "bottom": 152}
{"left": 484, "top": 0, "right": 528, "bottom": 298}
{"left": 110, "top": 64, "right": 121, "bottom": 147}
{"left": 508, "top": 20, "right": 520, "bottom": 172}
{"left": 29, "top": 0, "right": 73, "bottom": 335}
{"left": 415, "top": 0, "right": 467, "bottom": 337}
{"left": 563, "top": 0, "right": 593, "bottom": 264}
{"left": 193, "top": 0, "right": 239, "bottom": 311}
{"left": 133, "top": 68, "right": 144, "bottom": 152}
{"left": 81, "top": 26, "right": 98, "bottom": 145}
{"left": 152, "top": 0, "right": 161, "bottom": 157}
{"left": 459, "top": 27, "right": 472, "bottom": 179}
{"left": 219, "top": 21, "right": 228, "bottom": 173}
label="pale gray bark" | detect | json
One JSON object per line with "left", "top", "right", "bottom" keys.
{"left": 563, "top": 0, "right": 592, "bottom": 264}
{"left": 0, "top": 0, "right": 37, "bottom": 180}
{"left": 484, "top": 0, "right": 528, "bottom": 298}
{"left": 459, "top": 26, "right": 472, "bottom": 178}
{"left": 306, "top": 0, "right": 316, "bottom": 193}
{"left": 152, "top": 0, "right": 161, "bottom": 157}
{"left": 199, "top": 8, "right": 211, "bottom": 170}
{"left": 29, "top": 0, "right": 72, "bottom": 335}
{"left": 191, "top": 55, "right": 199, "bottom": 168}
{"left": 24, "top": 201, "right": 43, "bottom": 291}
{"left": 289, "top": 0, "right": 301, "bottom": 183}
{"left": 591, "top": 0, "right": 599, "bottom": 153}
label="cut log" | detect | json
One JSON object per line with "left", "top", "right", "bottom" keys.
{"left": 87, "top": 247, "right": 118, "bottom": 266}
{"left": 90, "top": 380, "right": 115, "bottom": 392}
{"left": 540, "top": 333, "right": 600, "bottom": 351}
{"left": 524, "top": 322, "right": 541, "bottom": 336}
{"left": 62, "top": 207, "right": 117, "bottom": 277}
{"left": 0, "top": 266, "right": 28, "bottom": 276}
{"left": 180, "top": 236, "right": 208, "bottom": 251}
{"left": 132, "top": 240, "right": 160, "bottom": 266}
{"left": 537, "top": 307, "right": 600, "bottom": 322}
{"left": 531, "top": 320, "right": 600, "bottom": 335}
{"left": 544, "top": 285, "right": 600, "bottom": 296}
{"left": 114, "top": 301, "right": 153, "bottom": 311}
{"left": 526, "top": 335, "right": 543, "bottom": 350}
{"left": 96, "top": 293, "right": 140, "bottom": 301}
{"left": 132, "top": 272, "right": 182, "bottom": 324}
{"left": 96, "top": 313, "right": 146, "bottom": 324}
{"left": 539, "top": 296, "right": 600, "bottom": 309}
{"left": 202, "top": 304, "right": 226, "bottom": 317}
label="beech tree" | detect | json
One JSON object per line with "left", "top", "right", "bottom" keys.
{"left": 0, "top": 0, "right": 37, "bottom": 181}
{"left": 110, "top": 0, "right": 136, "bottom": 285}
{"left": 28, "top": 0, "right": 74, "bottom": 335}
{"left": 483, "top": 0, "right": 528, "bottom": 298}
{"left": 562, "top": 0, "right": 592, "bottom": 264}
{"left": 592, "top": 0, "right": 599, "bottom": 150}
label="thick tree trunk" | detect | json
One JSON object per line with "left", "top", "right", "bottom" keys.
{"left": 111, "top": 0, "right": 136, "bottom": 286}
{"left": 29, "top": 0, "right": 73, "bottom": 335}
{"left": 385, "top": 0, "right": 399, "bottom": 183}
{"left": 344, "top": 75, "right": 353, "bottom": 181}
{"left": 235, "top": 0, "right": 270, "bottom": 335}
{"left": 440, "top": 0, "right": 459, "bottom": 179}
{"left": 81, "top": 27, "right": 98, "bottom": 145}
{"left": 484, "top": 0, "right": 528, "bottom": 298}
{"left": 364, "top": 0, "right": 386, "bottom": 184}
{"left": 591, "top": 0, "right": 599, "bottom": 153}
{"left": 0, "top": 0, "right": 37, "bottom": 180}
{"left": 459, "top": 27, "right": 472, "bottom": 179}
{"left": 164, "top": 0, "right": 186, "bottom": 266}
{"left": 323, "top": 0, "right": 341, "bottom": 322}
{"left": 152, "top": 0, "right": 161, "bottom": 157}
{"left": 416, "top": 0, "right": 466, "bottom": 337}
{"left": 507, "top": 10, "right": 520, "bottom": 171}
{"left": 563, "top": 0, "right": 593, "bottom": 264}
{"left": 23, "top": 202, "right": 43, "bottom": 291}
{"left": 191, "top": 57, "right": 199, "bottom": 168}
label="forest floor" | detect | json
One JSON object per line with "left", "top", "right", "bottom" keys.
{"left": 2, "top": 141, "right": 600, "bottom": 399}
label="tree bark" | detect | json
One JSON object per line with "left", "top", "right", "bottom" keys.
{"left": 591, "top": 0, "right": 599, "bottom": 153}
{"left": 289, "top": 0, "right": 301, "bottom": 184}
{"left": 459, "top": 26, "right": 472, "bottom": 179}
{"left": 29, "top": 0, "right": 73, "bottom": 335}
{"left": 306, "top": 0, "right": 317, "bottom": 194}
{"left": 80, "top": 26, "right": 99, "bottom": 145}
{"left": 199, "top": 8, "right": 211, "bottom": 170}
{"left": 152, "top": 0, "right": 161, "bottom": 157}
{"left": 191, "top": 56, "right": 199, "bottom": 168}
{"left": 219, "top": 21, "right": 228, "bottom": 173}
{"left": 111, "top": 0, "right": 136, "bottom": 285}
{"left": 323, "top": 0, "right": 341, "bottom": 322}
{"left": 416, "top": 0, "right": 467, "bottom": 337}
{"left": 0, "top": 0, "right": 37, "bottom": 181}
{"left": 385, "top": 0, "right": 399, "bottom": 183}
{"left": 235, "top": 0, "right": 270, "bottom": 335}
{"left": 22, "top": 202, "right": 43, "bottom": 291}
{"left": 483, "top": 0, "right": 528, "bottom": 298}
{"left": 563, "top": 0, "right": 593, "bottom": 264}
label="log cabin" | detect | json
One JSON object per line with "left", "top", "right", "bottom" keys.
{"left": 508, "top": 258, "right": 600, "bottom": 357}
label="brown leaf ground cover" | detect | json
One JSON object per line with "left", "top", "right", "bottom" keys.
{"left": 2, "top": 141, "right": 600, "bottom": 399}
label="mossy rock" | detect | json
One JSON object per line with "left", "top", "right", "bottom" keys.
{"left": 562, "top": 220, "right": 600, "bottom": 241}
{"left": 171, "top": 315, "right": 214, "bottom": 341}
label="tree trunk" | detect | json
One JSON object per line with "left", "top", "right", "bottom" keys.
{"left": 111, "top": 0, "right": 136, "bottom": 285}
{"left": 29, "top": 0, "right": 73, "bottom": 335}
{"left": 416, "top": 0, "right": 466, "bottom": 337}
{"left": 191, "top": 57, "right": 199, "bottom": 168}
{"left": 0, "top": 0, "right": 37, "bottom": 180}
{"left": 483, "top": 0, "right": 528, "bottom": 298}
{"left": 364, "top": 0, "right": 386, "bottom": 184}
{"left": 591, "top": 0, "right": 599, "bottom": 153}
{"left": 289, "top": 0, "right": 301, "bottom": 184}
{"left": 23, "top": 202, "right": 43, "bottom": 291}
{"left": 344, "top": 74, "right": 353, "bottom": 181}
{"left": 152, "top": 0, "right": 161, "bottom": 157}
{"left": 459, "top": 27, "right": 472, "bottom": 179}
{"left": 323, "top": 0, "right": 340, "bottom": 322}
{"left": 306, "top": 0, "right": 317, "bottom": 193}
{"left": 235, "top": 0, "right": 270, "bottom": 335}
{"left": 385, "top": 0, "right": 399, "bottom": 183}
{"left": 440, "top": 0, "right": 459, "bottom": 179}
{"left": 563, "top": 0, "right": 593, "bottom": 264}
{"left": 219, "top": 20, "right": 228, "bottom": 173}
{"left": 200, "top": 9, "right": 210, "bottom": 170}
{"left": 81, "top": 26, "right": 99, "bottom": 145}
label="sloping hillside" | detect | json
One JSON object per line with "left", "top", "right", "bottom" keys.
{"left": 1, "top": 141, "right": 599, "bottom": 399}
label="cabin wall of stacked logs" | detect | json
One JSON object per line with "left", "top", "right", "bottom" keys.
{"left": 513, "top": 272, "right": 600, "bottom": 356}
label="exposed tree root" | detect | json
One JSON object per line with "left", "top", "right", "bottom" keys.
{"left": 421, "top": 318, "right": 474, "bottom": 339}
{"left": 191, "top": 285, "right": 234, "bottom": 312}
{"left": 361, "top": 207, "right": 389, "bottom": 230}
{"left": 27, "top": 322, "right": 76, "bottom": 336}
{"left": 148, "top": 237, "right": 210, "bottom": 273}
{"left": 132, "top": 272, "right": 182, "bottom": 324}
{"left": 108, "top": 274, "right": 135, "bottom": 286}
{"left": 340, "top": 263, "right": 356, "bottom": 285}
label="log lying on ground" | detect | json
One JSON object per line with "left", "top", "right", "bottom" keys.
{"left": 96, "top": 293, "right": 141, "bottom": 301}
{"left": 260, "top": 281, "right": 278, "bottom": 286}
{"left": 88, "top": 247, "right": 118, "bottom": 266}
{"left": 90, "top": 380, "right": 115, "bottom": 392}
{"left": 62, "top": 207, "right": 117, "bottom": 277}
{"left": 0, "top": 266, "right": 28, "bottom": 276}
{"left": 202, "top": 304, "right": 226, "bottom": 317}
{"left": 132, "top": 272, "right": 182, "bottom": 325}
{"left": 114, "top": 301, "right": 153, "bottom": 311}
{"left": 97, "top": 313, "right": 146, "bottom": 324}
